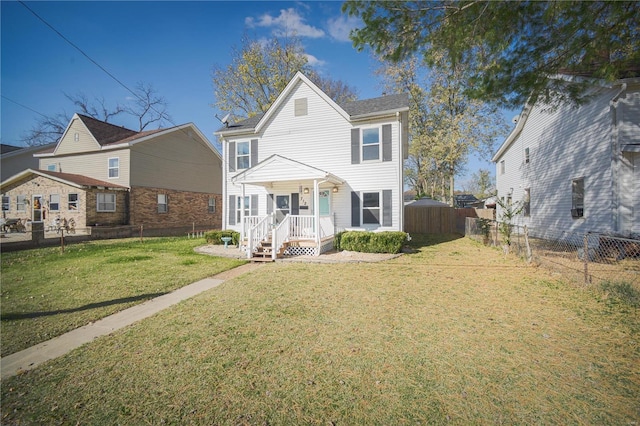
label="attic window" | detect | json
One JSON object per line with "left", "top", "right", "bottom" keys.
{"left": 294, "top": 98, "right": 308, "bottom": 116}
{"left": 74, "top": 132, "right": 80, "bottom": 142}
{"left": 525, "top": 147, "right": 530, "bottom": 164}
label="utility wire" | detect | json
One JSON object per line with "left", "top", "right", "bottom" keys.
{"left": 1, "top": 95, "right": 49, "bottom": 118}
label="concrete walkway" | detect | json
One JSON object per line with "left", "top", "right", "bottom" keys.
{"left": 1, "top": 263, "right": 262, "bottom": 379}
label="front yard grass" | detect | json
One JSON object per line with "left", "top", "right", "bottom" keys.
{"left": 2, "top": 234, "right": 639, "bottom": 424}
{"left": 1, "top": 237, "right": 246, "bottom": 357}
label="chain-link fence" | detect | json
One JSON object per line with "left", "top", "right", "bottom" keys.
{"left": 466, "top": 217, "right": 640, "bottom": 287}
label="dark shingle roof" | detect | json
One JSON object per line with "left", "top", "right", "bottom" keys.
{"left": 1, "top": 144, "right": 22, "bottom": 155}
{"left": 77, "top": 114, "right": 138, "bottom": 145}
{"left": 217, "top": 93, "right": 409, "bottom": 133}
{"left": 37, "top": 169, "right": 127, "bottom": 189}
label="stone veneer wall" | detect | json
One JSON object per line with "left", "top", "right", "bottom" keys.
{"left": 129, "top": 186, "right": 222, "bottom": 229}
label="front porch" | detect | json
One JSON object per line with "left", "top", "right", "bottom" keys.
{"left": 241, "top": 214, "right": 335, "bottom": 261}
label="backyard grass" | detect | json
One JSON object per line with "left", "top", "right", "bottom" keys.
{"left": 0, "top": 237, "right": 246, "bottom": 357}
{"left": 2, "top": 234, "right": 639, "bottom": 424}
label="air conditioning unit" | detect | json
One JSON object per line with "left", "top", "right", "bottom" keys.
{"left": 571, "top": 208, "right": 584, "bottom": 218}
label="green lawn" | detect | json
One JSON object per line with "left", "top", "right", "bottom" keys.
{"left": 2, "top": 235, "right": 639, "bottom": 424}
{"left": 1, "top": 237, "right": 246, "bottom": 357}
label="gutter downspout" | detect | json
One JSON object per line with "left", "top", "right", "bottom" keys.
{"left": 610, "top": 83, "right": 627, "bottom": 233}
{"left": 397, "top": 111, "right": 404, "bottom": 232}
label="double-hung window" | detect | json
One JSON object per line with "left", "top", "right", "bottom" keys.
{"left": 2, "top": 195, "right": 9, "bottom": 211}
{"left": 97, "top": 193, "right": 116, "bottom": 212}
{"left": 523, "top": 188, "right": 530, "bottom": 216}
{"left": 571, "top": 178, "right": 584, "bottom": 218}
{"left": 237, "top": 196, "right": 250, "bottom": 224}
{"left": 158, "top": 194, "right": 168, "bottom": 213}
{"left": 362, "top": 128, "right": 380, "bottom": 161}
{"left": 108, "top": 158, "right": 119, "bottom": 178}
{"left": 236, "top": 142, "right": 250, "bottom": 170}
{"left": 208, "top": 197, "right": 216, "bottom": 213}
{"left": 362, "top": 192, "right": 381, "bottom": 224}
{"left": 68, "top": 193, "right": 79, "bottom": 210}
{"left": 16, "top": 195, "right": 26, "bottom": 211}
{"left": 49, "top": 194, "right": 60, "bottom": 211}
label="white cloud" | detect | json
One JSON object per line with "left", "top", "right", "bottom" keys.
{"left": 327, "top": 14, "right": 360, "bottom": 42}
{"left": 246, "top": 8, "right": 325, "bottom": 39}
{"left": 305, "top": 53, "right": 326, "bottom": 68}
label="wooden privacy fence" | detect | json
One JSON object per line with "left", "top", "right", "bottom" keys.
{"left": 404, "top": 205, "right": 496, "bottom": 234}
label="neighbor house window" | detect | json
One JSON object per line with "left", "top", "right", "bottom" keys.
{"left": 362, "top": 192, "right": 381, "bottom": 225}
{"left": 2, "top": 195, "right": 9, "bottom": 211}
{"left": 16, "top": 195, "right": 26, "bottom": 211}
{"left": 97, "top": 193, "right": 116, "bottom": 212}
{"left": 523, "top": 188, "right": 530, "bottom": 216}
{"left": 157, "top": 194, "right": 168, "bottom": 213}
{"left": 500, "top": 160, "right": 505, "bottom": 174}
{"left": 236, "top": 142, "right": 250, "bottom": 170}
{"left": 47, "top": 164, "right": 56, "bottom": 171}
{"left": 49, "top": 194, "right": 60, "bottom": 211}
{"left": 571, "top": 178, "right": 584, "bottom": 218}
{"left": 525, "top": 148, "right": 530, "bottom": 164}
{"left": 208, "top": 197, "right": 216, "bottom": 213}
{"left": 294, "top": 98, "right": 308, "bottom": 116}
{"left": 362, "top": 127, "right": 381, "bottom": 161}
{"left": 108, "top": 157, "right": 119, "bottom": 178}
{"left": 68, "top": 193, "right": 79, "bottom": 210}
{"left": 74, "top": 132, "right": 80, "bottom": 142}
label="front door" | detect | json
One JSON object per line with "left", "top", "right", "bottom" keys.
{"left": 275, "top": 195, "right": 290, "bottom": 223}
{"left": 32, "top": 195, "right": 43, "bottom": 222}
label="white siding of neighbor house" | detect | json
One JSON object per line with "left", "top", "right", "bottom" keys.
{"left": 55, "top": 117, "right": 102, "bottom": 155}
{"left": 223, "top": 79, "right": 404, "bottom": 233}
{"left": 495, "top": 84, "right": 640, "bottom": 237}
{"left": 39, "top": 148, "right": 131, "bottom": 188}
{"left": 129, "top": 130, "right": 221, "bottom": 193}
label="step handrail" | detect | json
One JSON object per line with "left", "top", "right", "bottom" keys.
{"left": 247, "top": 214, "right": 274, "bottom": 259}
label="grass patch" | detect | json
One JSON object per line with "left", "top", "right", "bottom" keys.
{"left": 600, "top": 280, "right": 640, "bottom": 309}
{"left": 1, "top": 237, "right": 245, "bottom": 356}
{"left": 1, "top": 235, "right": 639, "bottom": 424}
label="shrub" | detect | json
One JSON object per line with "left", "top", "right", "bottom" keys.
{"left": 334, "top": 231, "right": 345, "bottom": 251}
{"left": 204, "top": 230, "right": 240, "bottom": 246}
{"left": 338, "top": 231, "right": 407, "bottom": 254}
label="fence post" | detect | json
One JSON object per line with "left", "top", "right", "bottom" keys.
{"left": 60, "top": 228, "right": 65, "bottom": 253}
{"left": 524, "top": 225, "right": 532, "bottom": 263}
{"left": 583, "top": 233, "right": 589, "bottom": 285}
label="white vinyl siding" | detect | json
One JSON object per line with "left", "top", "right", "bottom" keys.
{"left": 40, "top": 149, "right": 131, "bottom": 188}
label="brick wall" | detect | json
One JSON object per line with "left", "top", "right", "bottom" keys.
{"left": 129, "top": 186, "right": 222, "bottom": 229}
{"left": 85, "top": 189, "right": 129, "bottom": 226}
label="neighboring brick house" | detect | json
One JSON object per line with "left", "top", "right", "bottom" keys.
{"left": 1, "top": 113, "right": 222, "bottom": 230}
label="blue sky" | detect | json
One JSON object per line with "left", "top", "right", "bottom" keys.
{"left": 1, "top": 1, "right": 512, "bottom": 188}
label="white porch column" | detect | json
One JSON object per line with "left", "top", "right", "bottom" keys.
{"left": 313, "top": 179, "right": 320, "bottom": 255}
{"left": 240, "top": 183, "right": 246, "bottom": 242}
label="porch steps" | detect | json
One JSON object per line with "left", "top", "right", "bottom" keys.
{"left": 250, "top": 240, "right": 288, "bottom": 262}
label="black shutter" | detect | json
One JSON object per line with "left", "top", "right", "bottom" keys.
{"left": 228, "top": 142, "right": 236, "bottom": 172}
{"left": 351, "top": 128, "right": 360, "bottom": 164}
{"left": 382, "top": 190, "right": 392, "bottom": 226}
{"left": 382, "top": 124, "right": 392, "bottom": 162}
{"left": 351, "top": 191, "right": 360, "bottom": 227}
{"left": 267, "top": 194, "right": 274, "bottom": 215}
{"left": 250, "top": 194, "right": 259, "bottom": 216}
{"left": 291, "top": 193, "right": 299, "bottom": 215}
{"left": 228, "top": 195, "right": 236, "bottom": 225}
{"left": 251, "top": 139, "right": 258, "bottom": 167}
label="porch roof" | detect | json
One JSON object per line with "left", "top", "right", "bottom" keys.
{"left": 231, "top": 154, "right": 343, "bottom": 186}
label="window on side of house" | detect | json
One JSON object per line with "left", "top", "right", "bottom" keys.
{"left": 68, "top": 193, "right": 79, "bottom": 210}
{"left": 362, "top": 191, "right": 381, "bottom": 225}
{"left": 97, "top": 193, "right": 116, "bottom": 212}
{"left": 108, "top": 157, "right": 119, "bottom": 178}
{"left": 49, "top": 194, "right": 60, "bottom": 211}
{"left": 523, "top": 188, "right": 530, "bottom": 216}
{"left": 500, "top": 160, "right": 505, "bottom": 174}
{"left": 294, "top": 98, "right": 308, "bottom": 116}
{"left": 157, "top": 194, "right": 168, "bottom": 213}
{"left": 525, "top": 148, "right": 530, "bottom": 164}
{"left": 47, "top": 164, "right": 56, "bottom": 171}
{"left": 362, "top": 127, "right": 381, "bottom": 161}
{"left": 2, "top": 195, "right": 9, "bottom": 211}
{"left": 208, "top": 197, "right": 216, "bottom": 213}
{"left": 16, "top": 195, "right": 26, "bottom": 211}
{"left": 237, "top": 142, "right": 250, "bottom": 170}
{"left": 571, "top": 178, "right": 584, "bottom": 218}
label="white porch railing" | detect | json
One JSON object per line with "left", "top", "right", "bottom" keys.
{"left": 246, "top": 214, "right": 273, "bottom": 259}
{"left": 319, "top": 216, "right": 333, "bottom": 239}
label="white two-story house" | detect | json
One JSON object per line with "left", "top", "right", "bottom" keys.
{"left": 215, "top": 72, "right": 409, "bottom": 259}
{"left": 492, "top": 76, "right": 639, "bottom": 240}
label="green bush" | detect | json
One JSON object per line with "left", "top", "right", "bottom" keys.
{"left": 337, "top": 231, "right": 407, "bottom": 254}
{"left": 204, "top": 230, "right": 240, "bottom": 246}
{"left": 334, "top": 231, "right": 345, "bottom": 251}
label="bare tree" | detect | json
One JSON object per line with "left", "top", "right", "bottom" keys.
{"left": 125, "top": 82, "right": 172, "bottom": 131}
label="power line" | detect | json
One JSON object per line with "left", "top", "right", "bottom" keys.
{"left": 1, "top": 95, "right": 48, "bottom": 118}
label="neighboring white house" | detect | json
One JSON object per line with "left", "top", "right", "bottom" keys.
{"left": 492, "top": 77, "right": 640, "bottom": 239}
{"left": 215, "top": 72, "right": 409, "bottom": 259}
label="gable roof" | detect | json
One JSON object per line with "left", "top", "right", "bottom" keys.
{"left": 231, "top": 154, "right": 343, "bottom": 186}
{"left": 1, "top": 144, "right": 22, "bottom": 155}
{"left": 215, "top": 72, "right": 409, "bottom": 136}
{"left": 77, "top": 114, "right": 139, "bottom": 146}
{"left": 1, "top": 168, "right": 128, "bottom": 190}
